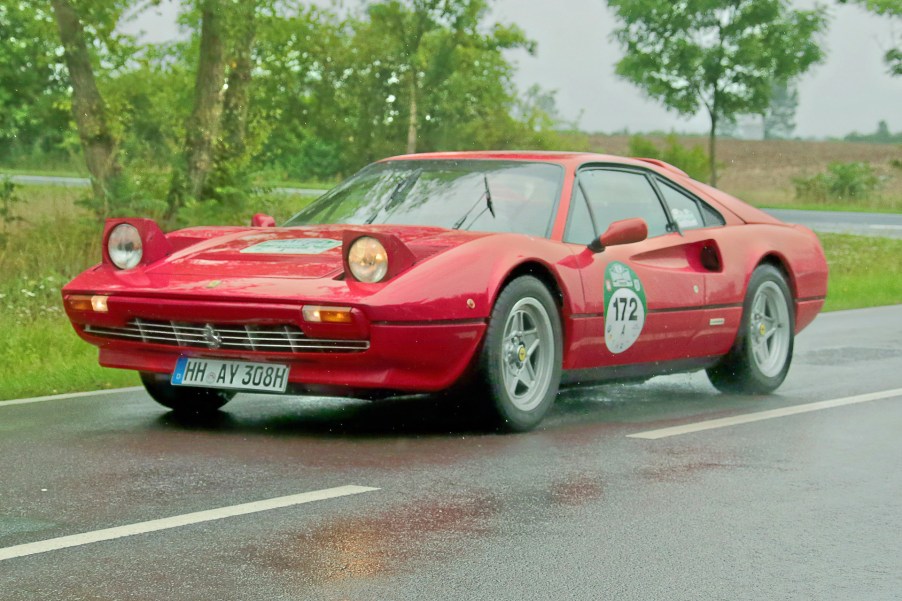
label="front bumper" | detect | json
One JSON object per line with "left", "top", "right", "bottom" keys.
{"left": 65, "top": 294, "right": 486, "bottom": 393}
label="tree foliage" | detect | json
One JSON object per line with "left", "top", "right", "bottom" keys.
{"left": 3, "top": 0, "right": 565, "bottom": 221}
{"left": 0, "top": 3, "right": 69, "bottom": 162}
{"left": 839, "top": 0, "right": 902, "bottom": 76}
{"left": 607, "top": 0, "right": 828, "bottom": 185}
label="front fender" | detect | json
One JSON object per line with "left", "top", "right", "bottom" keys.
{"left": 353, "top": 234, "right": 584, "bottom": 323}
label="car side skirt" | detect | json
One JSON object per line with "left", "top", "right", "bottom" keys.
{"left": 560, "top": 356, "right": 721, "bottom": 387}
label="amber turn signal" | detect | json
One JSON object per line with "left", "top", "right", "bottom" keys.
{"left": 302, "top": 305, "right": 353, "bottom": 323}
{"left": 66, "top": 295, "right": 92, "bottom": 312}
{"left": 66, "top": 295, "right": 109, "bottom": 312}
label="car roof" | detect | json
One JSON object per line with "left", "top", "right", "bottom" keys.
{"left": 379, "top": 150, "right": 688, "bottom": 178}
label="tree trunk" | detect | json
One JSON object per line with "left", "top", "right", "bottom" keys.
{"left": 51, "top": 0, "right": 120, "bottom": 215}
{"left": 406, "top": 74, "right": 418, "bottom": 154}
{"left": 708, "top": 109, "right": 718, "bottom": 187}
{"left": 217, "top": 2, "right": 256, "bottom": 169}
{"left": 171, "top": 1, "right": 227, "bottom": 208}
{"left": 210, "top": 1, "right": 257, "bottom": 194}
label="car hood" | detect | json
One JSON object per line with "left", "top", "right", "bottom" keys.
{"left": 155, "top": 224, "right": 486, "bottom": 279}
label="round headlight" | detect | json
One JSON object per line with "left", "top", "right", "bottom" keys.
{"left": 108, "top": 224, "right": 143, "bottom": 270}
{"left": 347, "top": 236, "right": 388, "bottom": 283}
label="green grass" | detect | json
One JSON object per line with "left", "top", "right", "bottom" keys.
{"left": 755, "top": 201, "right": 902, "bottom": 214}
{"left": 729, "top": 188, "right": 902, "bottom": 214}
{"left": 0, "top": 312, "right": 135, "bottom": 400}
{"left": 820, "top": 233, "right": 902, "bottom": 312}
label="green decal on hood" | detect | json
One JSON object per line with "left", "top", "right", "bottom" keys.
{"left": 241, "top": 239, "right": 342, "bottom": 255}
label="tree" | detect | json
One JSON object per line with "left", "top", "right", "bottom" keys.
{"left": 364, "top": 0, "right": 533, "bottom": 154}
{"left": 839, "top": 0, "right": 901, "bottom": 75}
{"left": 251, "top": 7, "right": 353, "bottom": 178}
{"left": 763, "top": 80, "right": 799, "bottom": 140}
{"left": 50, "top": 0, "right": 126, "bottom": 212}
{"left": 0, "top": 3, "right": 69, "bottom": 162}
{"left": 607, "top": 0, "right": 827, "bottom": 185}
{"left": 169, "top": 0, "right": 228, "bottom": 210}
{"left": 249, "top": 1, "right": 543, "bottom": 180}
{"left": 207, "top": 0, "right": 261, "bottom": 199}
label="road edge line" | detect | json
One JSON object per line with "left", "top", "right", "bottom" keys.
{"left": 627, "top": 387, "right": 902, "bottom": 440}
{"left": 0, "top": 387, "right": 145, "bottom": 407}
{"left": 0, "top": 485, "right": 379, "bottom": 562}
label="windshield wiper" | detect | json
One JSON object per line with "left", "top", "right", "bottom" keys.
{"left": 452, "top": 175, "right": 496, "bottom": 230}
{"left": 365, "top": 170, "right": 421, "bottom": 224}
{"left": 484, "top": 175, "right": 495, "bottom": 218}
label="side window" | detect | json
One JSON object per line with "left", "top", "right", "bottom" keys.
{"left": 699, "top": 202, "right": 726, "bottom": 227}
{"left": 564, "top": 185, "right": 596, "bottom": 244}
{"left": 658, "top": 180, "right": 725, "bottom": 229}
{"left": 575, "top": 169, "right": 671, "bottom": 240}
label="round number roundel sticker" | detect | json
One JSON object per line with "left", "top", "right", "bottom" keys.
{"left": 604, "top": 262, "right": 647, "bottom": 354}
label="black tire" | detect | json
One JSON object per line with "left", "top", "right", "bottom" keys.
{"left": 474, "top": 276, "right": 563, "bottom": 432}
{"left": 707, "top": 265, "right": 795, "bottom": 394}
{"left": 140, "top": 372, "right": 234, "bottom": 415}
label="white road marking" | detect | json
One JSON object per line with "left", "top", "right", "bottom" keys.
{"left": 0, "top": 387, "right": 144, "bottom": 407}
{"left": 628, "top": 387, "right": 902, "bottom": 440}
{"left": 0, "top": 485, "right": 378, "bottom": 562}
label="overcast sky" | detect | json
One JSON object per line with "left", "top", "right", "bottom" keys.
{"left": 125, "top": 0, "right": 902, "bottom": 138}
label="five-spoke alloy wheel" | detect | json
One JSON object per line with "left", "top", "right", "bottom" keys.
{"left": 477, "top": 276, "right": 562, "bottom": 431}
{"left": 707, "top": 265, "right": 795, "bottom": 394}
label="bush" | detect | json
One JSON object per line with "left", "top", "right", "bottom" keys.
{"left": 794, "top": 162, "right": 883, "bottom": 203}
{"left": 627, "top": 134, "right": 710, "bottom": 181}
{"left": 173, "top": 191, "right": 319, "bottom": 228}
{"left": 74, "top": 170, "right": 170, "bottom": 221}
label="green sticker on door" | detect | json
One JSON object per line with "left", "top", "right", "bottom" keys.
{"left": 604, "top": 261, "right": 647, "bottom": 354}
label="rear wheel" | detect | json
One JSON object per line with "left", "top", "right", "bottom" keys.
{"left": 476, "top": 276, "right": 562, "bottom": 432}
{"left": 140, "top": 372, "right": 234, "bottom": 415}
{"left": 707, "top": 265, "right": 795, "bottom": 394}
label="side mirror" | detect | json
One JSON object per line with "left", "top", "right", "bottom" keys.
{"left": 251, "top": 213, "right": 276, "bottom": 227}
{"left": 588, "top": 218, "right": 648, "bottom": 253}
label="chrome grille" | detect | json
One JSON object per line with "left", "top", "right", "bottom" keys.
{"left": 85, "top": 319, "right": 368, "bottom": 353}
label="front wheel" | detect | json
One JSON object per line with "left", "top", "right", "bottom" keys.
{"left": 140, "top": 372, "right": 235, "bottom": 416}
{"left": 475, "top": 276, "right": 563, "bottom": 432}
{"left": 707, "top": 265, "right": 795, "bottom": 394}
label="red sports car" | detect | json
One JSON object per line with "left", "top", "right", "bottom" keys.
{"left": 63, "top": 151, "right": 828, "bottom": 431}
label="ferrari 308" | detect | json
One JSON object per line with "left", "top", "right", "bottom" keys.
{"left": 63, "top": 151, "right": 828, "bottom": 430}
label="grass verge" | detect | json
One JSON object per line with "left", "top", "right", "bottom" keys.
{"left": 0, "top": 312, "right": 135, "bottom": 400}
{"left": 820, "top": 233, "right": 902, "bottom": 312}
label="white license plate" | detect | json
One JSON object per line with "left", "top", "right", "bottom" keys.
{"left": 171, "top": 357, "right": 289, "bottom": 393}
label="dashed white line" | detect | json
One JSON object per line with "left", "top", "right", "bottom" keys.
{"left": 0, "top": 485, "right": 378, "bottom": 562}
{"left": 628, "top": 387, "right": 902, "bottom": 440}
{"left": 0, "top": 387, "right": 144, "bottom": 407}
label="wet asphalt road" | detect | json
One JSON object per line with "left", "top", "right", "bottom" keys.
{"left": 2, "top": 305, "right": 902, "bottom": 600}
{"left": 764, "top": 209, "right": 902, "bottom": 239}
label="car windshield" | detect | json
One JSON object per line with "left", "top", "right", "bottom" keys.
{"left": 283, "top": 160, "right": 564, "bottom": 237}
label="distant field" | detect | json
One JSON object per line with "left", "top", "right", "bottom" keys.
{"left": 585, "top": 134, "right": 902, "bottom": 211}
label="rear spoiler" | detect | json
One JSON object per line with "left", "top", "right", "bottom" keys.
{"left": 631, "top": 157, "right": 689, "bottom": 178}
